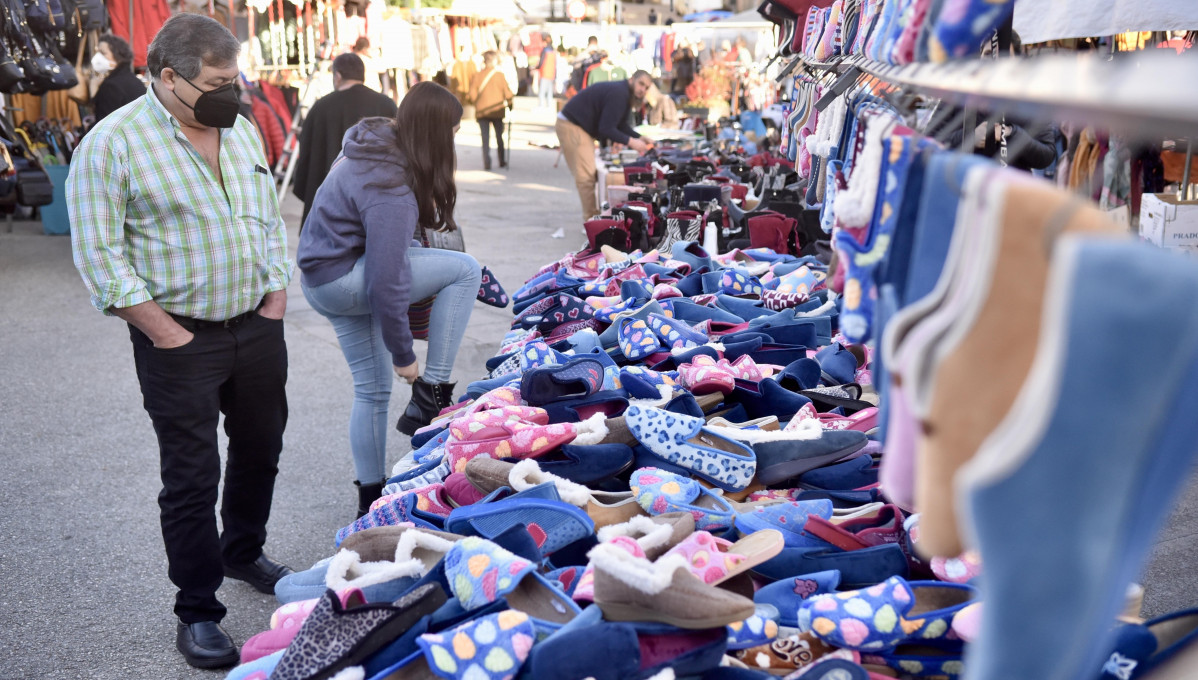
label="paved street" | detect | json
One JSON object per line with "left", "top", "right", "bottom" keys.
{"left": 1, "top": 97, "right": 1196, "bottom": 678}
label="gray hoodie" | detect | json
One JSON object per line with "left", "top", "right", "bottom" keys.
{"left": 297, "top": 118, "right": 421, "bottom": 367}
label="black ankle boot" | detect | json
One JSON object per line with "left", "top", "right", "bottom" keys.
{"left": 355, "top": 480, "right": 384, "bottom": 518}
{"left": 396, "top": 377, "right": 456, "bottom": 436}
{"left": 483, "top": 152, "right": 492, "bottom": 171}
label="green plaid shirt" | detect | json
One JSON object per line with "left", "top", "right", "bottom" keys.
{"left": 68, "top": 88, "right": 292, "bottom": 321}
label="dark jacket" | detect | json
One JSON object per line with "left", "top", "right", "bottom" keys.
{"left": 560, "top": 79, "right": 641, "bottom": 145}
{"left": 297, "top": 119, "right": 421, "bottom": 367}
{"left": 933, "top": 109, "right": 1058, "bottom": 172}
{"left": 292, "top": 84, "right": 398, "bottom": 226}
{"left": 92, "top": 67, "right": 145, "bottom": 123}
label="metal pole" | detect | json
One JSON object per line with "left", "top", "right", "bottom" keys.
{"left": 1182, "top": 138, "right": 1193, "bottom": 201}
{"left": 128, "top": 0, "right": 134, "bottom": 43}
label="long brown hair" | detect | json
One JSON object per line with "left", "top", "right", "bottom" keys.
{"left": 394, "top": 81, "right": 462, "bottom": 232}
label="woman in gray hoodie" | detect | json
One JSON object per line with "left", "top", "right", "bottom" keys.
{"left": 297, "top": 82, "right": 481, "bottom": 516}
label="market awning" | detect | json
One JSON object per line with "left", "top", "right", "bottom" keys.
{"left": 1014, "top": 0, "right": 1198, "bottom": 43}
{"left": 445, "top": 0, "right": 524, "bottom": 20}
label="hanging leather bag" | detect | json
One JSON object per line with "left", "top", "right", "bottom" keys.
{"left": 66, "top": 28, "right": 90, "bottom": 103}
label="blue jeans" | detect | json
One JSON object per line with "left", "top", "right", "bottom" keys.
{"left": 301, "top": 248, "right": 481, "bottom": 484}
{"left": 538, "top": 75, "right": 555, "bottom": 109}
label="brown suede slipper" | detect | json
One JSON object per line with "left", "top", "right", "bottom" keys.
{"left": 589, "top": 542, "right": 756, "bottom": 629}
{"left": 916, "top": 178, "right": 1128, "bottom": 558}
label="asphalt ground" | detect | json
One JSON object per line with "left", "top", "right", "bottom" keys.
{"left": 1, "top": 97, "right": 1196, "bottom": 679}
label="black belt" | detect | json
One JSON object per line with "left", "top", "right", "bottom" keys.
{"left": 169, "top": 301, "right": 262, "bottom": 331}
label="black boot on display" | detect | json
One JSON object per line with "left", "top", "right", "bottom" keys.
{"left": 396, "top": 377, "right": 456, "bottom": 436}
{"left": 355, "top": 480, "right": 384, "bottom": 518}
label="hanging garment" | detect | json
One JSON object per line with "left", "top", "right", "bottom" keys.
{"left": 259, "top": 81, "right": 293, "bottom": 134}
{"left": 249, "top": 93, "right": 285, "bottom": 166}
{"left": 105, "top": 0, "right": 172, "bottom": 68}
{"left": 377, "top": 17, "right": 414, "bottom": 71}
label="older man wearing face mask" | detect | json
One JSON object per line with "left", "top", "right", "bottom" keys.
{"left": 90, "top": 34, "right": 145, "bottom": 122}
{"left": 67, "top": 13, "right": 293, "bottom": 669}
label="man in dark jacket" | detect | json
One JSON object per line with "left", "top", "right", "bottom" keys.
{"left": 556, "top": 71, "right": 652, "bottom": 221}
{"left": 292, "top": 53, "right": 397, "bottom": 228}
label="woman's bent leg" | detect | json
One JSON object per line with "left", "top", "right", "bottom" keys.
{"left": 407, "top": 248, "right": 482, "bottom": 384}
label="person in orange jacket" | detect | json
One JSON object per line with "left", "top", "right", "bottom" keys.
{"left": 468, "top": 50, "right": 514, "bottom": 170}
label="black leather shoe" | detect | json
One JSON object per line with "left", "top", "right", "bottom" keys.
{"left": 176, "top": 621, "right": 238, "bottom": 669}
{"left": 223, "top": 553, "right": 294, "bottom": 594}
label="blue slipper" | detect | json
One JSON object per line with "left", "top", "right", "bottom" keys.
{"left": 876, "top": 640, "right": 966, "bottom": 678}
{"left": 753, "top": 569, "right": 843, "bottom": 627}
{"left": 716, "top": 294, "right": 773, "bottom": 321}
{"left": 799, "top": 455, "right": 879, "bottom": 491}
{"left": 1097, "top": 608, "right": 1198, "bottom": 680}
{"left": 443, "top": 537, "right": 581, "bottom": 625}
{"left": 520, "top": 356, "right": 606, "bottom": 406}
{"left": 536, "top": 443, "right": 635, "bottom": 485}
{"left": 477, "top": 266, "right": 509, "bottom": 308}
{"left": 728, "top": 378, "right": 814, "bottom": 422}
{"left": 752, "top": 543, "right": 910, "bottom": 588}
{"left": 624, "top": 405, "right": 757, "bottom": 492}
{"left": 541, "top": 390, "right": 629, "bottom": 424}
{"left": 814, "top": 343, "right": 860, "bottom": 386}
{"left": 620, "top": 366, "right": 678, "bottom": 400}
{"left": 618, "top": 317, "right": 667, "bottom": 361}
{"left": 666, "top": 298, "right": 744, "bottom": 325}
{"left": 647, "top": 312, "right": 709, "bottom": 351}
{"left": 797, "top": 576, "right": 976, "bottom": 652}
{"left": 734, "top": 499, "right": 835, "bottom": 547}
{"left": 726, "top": 614, "right": 779, "bottom": 651}
{"left": 630, "top": 466, "right": 736, "bottom": 532}
{"left": 672, "top": 241, "right": 715, "bottom": 272}
{"left": 776, "top": 358, "right": 823, "bottom": 392}
{"left": 367, "top": 609, "right": 538, "bottom": 680}
{"left": 523, "top": 619, "right": 727, "bottom": 680}
{"left": 751, "top": 427, "right": 869, "bottom": 485}
{"left": 446, "top": 495, "right": 595, "bottom": 556}
{"left": 596, "top": 300, "right": 666, "bottom": 349}
{"left": 720, "top": 268, "right": 765, "bottom": 297}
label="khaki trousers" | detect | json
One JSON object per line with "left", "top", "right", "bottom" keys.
{"left": 555, "top": 117, "right": 599, "bottom": 223}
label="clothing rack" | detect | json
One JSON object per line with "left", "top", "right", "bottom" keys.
{"left": 780, "top": 51, "right": 1198, "bottom": 144}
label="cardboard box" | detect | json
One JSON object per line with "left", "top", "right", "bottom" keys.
{"left": 1140, "top": 193, "right": 1198, "bottom": 252}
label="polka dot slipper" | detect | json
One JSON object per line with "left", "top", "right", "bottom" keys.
{"left": 797, "top": 576, "right": 977, "bottom": 652}
{"left": 370, "top": 609, "right": 536, "bottom": 680}
{"left": 629, "top": 467, "right": 736, "bottom": 532}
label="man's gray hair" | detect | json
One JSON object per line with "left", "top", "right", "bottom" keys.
{"left": 147, "top": 13, "right": 241, "bottom": 80}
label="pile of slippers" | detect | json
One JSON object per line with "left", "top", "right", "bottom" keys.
{"left": 221, "top": 235, "right": 991, "bottom": 680}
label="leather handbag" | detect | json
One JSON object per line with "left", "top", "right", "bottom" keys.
{"left": 22, "top": 0, "right": 54, "bottom": 31}
{"left": 66, "top": 28, "right": 91, "bottom": 104}
{"left": 20, "top": 52, "right": 77, "bottom": 93}
{"left": 0, "top": 41, "right": 23, "bottom": 93}
{"left": 11, "top": 156, "right": 52, "bottom": 207}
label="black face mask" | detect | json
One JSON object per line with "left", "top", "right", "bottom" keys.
{"left": 170, "top": 70, "right": 240, "bottom": 129}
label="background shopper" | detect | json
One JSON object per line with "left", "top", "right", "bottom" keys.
{"left": 537, "top": 32, "right": 557, "bottom": 110}
{"left": 292, "top": 53, "right": 397, "bottom": 229}
{"left": 90, "top": 34, "right": 144, "bottom": 122}
{"left": 556, "top": 70, "right": 652, "bottom": 221}
{"left": 297, "top": 82, "right": 482, "bottom": 517}
{"left": 67, "top": 13, "right": 294, "bottom": 670}
{"left": 469, "top": 50, "right": 514, "bottom": 171}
